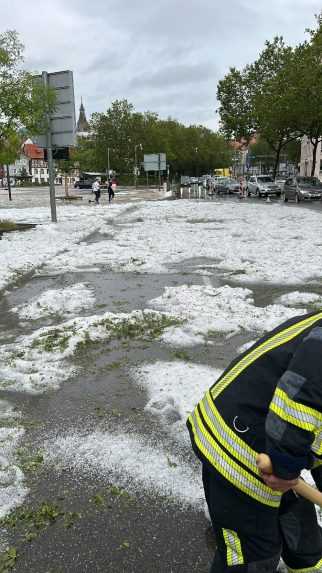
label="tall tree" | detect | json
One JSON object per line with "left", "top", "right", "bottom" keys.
{"left": 289, "top": 16, "right": 322, "bottom": 176}
{"left": 0, "top": 30, "right": 55, "bottom": 162}
{"left": 0, "top": 130, "right": 21, "bottom": 200}
{"left": 217, "top": 37, "right": 297, "bottom": 177}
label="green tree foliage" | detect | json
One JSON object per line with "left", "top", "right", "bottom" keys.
{"left": 285, "top": 16, "right": 322, "bottom": 175}
{"left": 217, "top": 37, "right": 297, "bottom": 177}
{"left": 0, "top": 30, "right": 55, "bottom": 155}
{"left": 80, "top": 99, "right": 232, "bottom": 179}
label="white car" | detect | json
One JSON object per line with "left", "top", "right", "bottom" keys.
{"left": 247, "top": 175, "right": 282, "bottom": 198}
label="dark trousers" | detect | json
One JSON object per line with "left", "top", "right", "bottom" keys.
{"left": 108, "top": 190, "right": 114, "bottom": 203}
{"left": 202, "top": 465, "right": 322, "bottom": 572}
{"left": 94, "top": 191, "right": 100, "bottom": 204}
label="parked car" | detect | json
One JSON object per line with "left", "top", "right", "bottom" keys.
{"left": 283, "top": 176, "right": 322, "bottom": 202}
{"left": 216, "top": 178, "right": 240, "bottom": 195}
{"left": 247, "top": 175, "right": 281, "bottom": 198}
{"left": 74, "top": 179, "right": 95, "bottom": 190}
{"left": 275, "top": 177, "right": 287, "bottom": 191}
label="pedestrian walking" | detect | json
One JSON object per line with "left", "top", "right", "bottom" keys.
{"left": 108, "top": 180, "right": 115, "bottom": 203}
{"left": 92, "top": 178, "right": 101, "bottom": 205}
{"left": 187, "top": 310, "right": 322, "bottom": 573}
{"left": 239, "top": 176, "right": 247, "bottom": 199}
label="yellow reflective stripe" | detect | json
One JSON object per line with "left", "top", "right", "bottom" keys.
{"left": 270, "top": 388, "right": 322, "bottom": 433}
{"left": 223, "top": 529, "right": 244, "bottom": 566}
{"left": 286, "top": 557, "right": 322, "bottom": 573}
{"left": 211, "top": 312, "right": 322, "bottom": 401}
{"left": 188, "top": 409, "right": 281, "bottom": 507}
{"left": 201, "top": 391, "right": 260, "bottom": 476}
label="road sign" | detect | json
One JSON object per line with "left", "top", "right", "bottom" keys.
{"left": 33, "top": 70, "right": 76, "bottom": 149}
{"left": 144, "top": 153, "right": 167, "bottom": 172}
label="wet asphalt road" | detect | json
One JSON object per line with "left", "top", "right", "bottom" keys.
{"left": 1, "top": 193, "right": 322, "bottom": 572}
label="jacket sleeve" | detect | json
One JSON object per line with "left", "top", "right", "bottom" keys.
{"left": 265, "top": 326, "right": 322, "bottom": 480}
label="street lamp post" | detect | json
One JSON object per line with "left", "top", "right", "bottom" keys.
{"left": 195, "top": 146, "right": 199, "bottom": 178}
{"left": 134, "top": 144, "right": 143, "bottom": 189}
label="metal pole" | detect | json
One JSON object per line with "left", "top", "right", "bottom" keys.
{"left": 107, "top": 147, "right": 110, "bottom": 178}
{"left": 158, "top": 154, "right": 161, "bottom": 190}
{"left": 134, "top": 145, "right": 137, "bottom": 189}
{"left": 42, "top": 71, "right": 57, "bottom": 223}
{"left": 6, "top": 165, "right": 12, "bottom": 201}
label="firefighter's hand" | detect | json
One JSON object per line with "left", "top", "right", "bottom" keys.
{"left": 260, "top": 471, "right": 299, "bottom": 492}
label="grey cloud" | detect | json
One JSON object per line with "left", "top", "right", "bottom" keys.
{"left": 0, "top": 0, "right": 321, "bottom": 131}
{"left": 129, "top": 62, "right": 217, "bottom": 89}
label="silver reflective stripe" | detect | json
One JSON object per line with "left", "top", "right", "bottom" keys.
{"left": 265, "top": 410, "right": 287, "bottom": 441}
{"left": 278, "top": 370, "right": 306, "bottom": 399}
{"left": 202, "top": 395, "right": 257, "bottom": 471}
{"left": 272, "top": 392, "right": 321, "bottom": 429}
{"left": 223, "top": 529, "right": 244, "bottom": 566}
{"left": 313, "top": 431, "right": 322, "bottom": 456}
{"left": 191, "top": 411, "right": 281, "bottom": 505}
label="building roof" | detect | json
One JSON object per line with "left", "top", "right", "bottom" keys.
{"left": 23, "top": 143, "right": 44, "bottom": 160}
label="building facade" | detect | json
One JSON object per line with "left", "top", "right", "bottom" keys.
{"left": 300, "top": 136, "right": 322, "bottom": 178}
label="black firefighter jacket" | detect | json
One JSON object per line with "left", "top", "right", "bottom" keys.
{"left": 187, "top": 310, "right": 322, "bottom": 508}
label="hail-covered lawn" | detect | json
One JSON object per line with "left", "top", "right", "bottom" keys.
{"left": 1, "top": 198, "right": 322, "bottom": 553}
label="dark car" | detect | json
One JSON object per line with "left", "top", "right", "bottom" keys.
{"left": 74, "top": 179, "right": 94, "bottom": 190}
{"left": 216, "top": 178, "right": 240, "bottom": 194}
{"left": 225, "top": 178, "right": 241, "bottom": 194}
{"left": 283, "top": 176, "right": 322, "bottom": 202}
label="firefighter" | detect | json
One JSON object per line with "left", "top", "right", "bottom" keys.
{"left": 187, "top": 310, "right": 322, "bottom": 573}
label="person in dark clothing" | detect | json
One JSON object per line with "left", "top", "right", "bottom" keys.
{"left": 187, "top": 310, "right": 322, "bottom": 573}
{"left": 108, "top": 180, "right": 115, "bottom": 203}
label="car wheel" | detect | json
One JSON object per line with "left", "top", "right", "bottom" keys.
{"left": 256, "top": 188, "right": 261, "bottom": 198}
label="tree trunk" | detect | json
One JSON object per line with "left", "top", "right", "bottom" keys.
{"left": 273, "top": 143, "right": 283, "bottom": 179}
{"left": 311, "top": 139, "right": 319, "bottom": 177}
{"left": 6, "top": 165, "right": 12, "bottom": 201}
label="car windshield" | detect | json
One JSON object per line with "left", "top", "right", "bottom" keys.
{"left": 257, "top": 176, "right": 274, "bottom": 183}
{"left": 297, "top": 177, "right": 322, "bottom": 188}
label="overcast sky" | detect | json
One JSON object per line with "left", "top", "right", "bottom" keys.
{"left": 1, "top": 0, "right": 321, "bottom": 130}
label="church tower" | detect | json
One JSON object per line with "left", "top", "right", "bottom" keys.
{"left": 76, "top": 98, "right": 90, "bottom": 137}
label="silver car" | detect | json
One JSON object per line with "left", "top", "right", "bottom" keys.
{"left": 247, "top": 175, "right": 281, "bottom": 198}
{"left": 216, "top": 178, "right": 240, "bottom": 195}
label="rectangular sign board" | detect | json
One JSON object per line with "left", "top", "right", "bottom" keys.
{"left": 144, "top": 153, "right": 167, "bottom": 172}
{"left": 33, "top": 70, "right": 76, "bottom": 148}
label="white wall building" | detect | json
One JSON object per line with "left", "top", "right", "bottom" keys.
{"left": 300, "top": 136, "right": 322, "bottom": 179}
